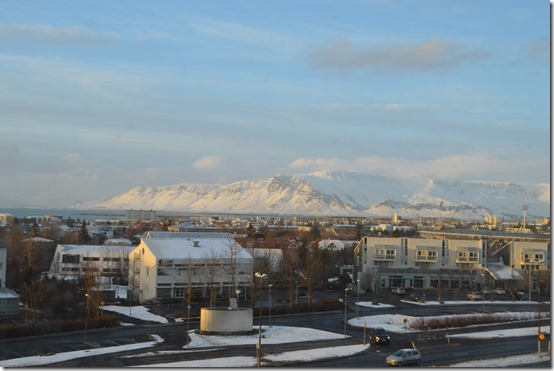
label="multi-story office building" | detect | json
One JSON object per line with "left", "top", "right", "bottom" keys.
{"left": 354, "top": 236, "right": 550, "bottom": 293}
{"left": 128, "top": 232, "right": 253, "bottom": 304}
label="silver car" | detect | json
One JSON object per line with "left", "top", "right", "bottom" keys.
{"left": 386, "top": 348, "right": 421, "bottom": 366}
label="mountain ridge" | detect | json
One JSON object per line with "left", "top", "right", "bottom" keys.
{"left": 94, "top": 171, "right": 550, "bottom": 221}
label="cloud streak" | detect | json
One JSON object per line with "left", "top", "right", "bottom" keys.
{"left": 309, "top": 40, "right": 489, "bottom": 72}
{"left": 0, "top": 24, "right": 121, "bottom": 45}
{"left": 289, "top": 154, "right": 544, "bottom": 182}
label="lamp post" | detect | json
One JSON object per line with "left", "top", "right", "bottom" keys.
{"left": 344, "top": 288, "right": 351, "bottom": 337}
{"left": 535, "top": 259, "right": 543, "bottom": 356}
{"left": 295, "top": 280, "right": 298, "bottom": 305}
{"left": 84, "top": 293, "right": 90, "bottom": 341}
{"left": 268, "top": 284, "right": 273, "bottom": 327}
{"left": 255, "top": 272, "right": 268, "bottom": 367}
{"left": 481, "top": 272, "right": 485, "bottom": 311}
{"left": 356, "top": 279, "right": 360, "bottom": 319}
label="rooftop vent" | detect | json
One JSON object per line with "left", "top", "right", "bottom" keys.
{"left": 192, "top": 240, "right": 200, "bottom": 247}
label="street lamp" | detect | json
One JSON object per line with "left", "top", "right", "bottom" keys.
{"left": 295, "top": 280, "right": 298, "bottom": 305}
{"left": 268, "top": 284, "right": 273, "bottom": 327}
{"left": 481, "top": 273, "right": 485, "bottom": 311}
{"left": 344, "top": 288, "right": 351, "bottom": 337}
{"left": 534, "top": 259, "right": 543, "bottom": 356}
{"left": 84, "top": 293, "right": 90, "bottom": 341}
{"left": 255, "top": 272, "right": 268, "bottom": 367}
{"left": 356, "top": 279, "right": 360, "bottom": 319}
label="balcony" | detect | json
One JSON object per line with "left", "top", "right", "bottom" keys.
{"left": 415, "top": 254, "right": 438, "bottom": 262}
{"left": 374, "top": 254, "right": 396, "bottom": 261}
{"left": 456, "top": 255, "right": 479, "bottom": 264}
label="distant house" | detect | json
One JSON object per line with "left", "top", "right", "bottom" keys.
{"left": 128, "top": 232, "right": 253, "bottom": 304}
{"left": 318, "top": 239, "right": 345, "bottom": 251}
{"left": 0, "top": 287, "right": 19, "bottom": 316}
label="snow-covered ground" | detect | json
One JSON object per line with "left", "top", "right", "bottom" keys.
{"left": 0, "top": 299, "right": 549, "bottom": 368}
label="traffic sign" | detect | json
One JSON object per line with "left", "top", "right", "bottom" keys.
{"left": 538, "top": 333, "right": 545, "bottom": 341}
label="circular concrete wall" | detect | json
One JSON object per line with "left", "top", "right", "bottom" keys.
{"left": 200, "top": 307, "right": 253, "bottom": 334}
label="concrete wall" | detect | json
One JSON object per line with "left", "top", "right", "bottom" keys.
{"left": 200, "top": 307, "right": 253, "bottom": 334}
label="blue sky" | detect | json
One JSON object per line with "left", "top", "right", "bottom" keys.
{"left": 0, "top": 0, "right": 550, "bottom": 207}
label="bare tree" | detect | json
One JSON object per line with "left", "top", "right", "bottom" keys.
{"left": 19, "top": 278, "right": 49, "bottom": 329}
{"left": 81, "top": 261, "right": 104, "bottom": 318}
{"left": 203, "top": 249, "right": 221, "bottom": 307}
{"left": 223, "top": 238, "right": 241, "bottom": 295}
{"left": 101, "top": 244, "right": 132, "bottom": 287}
{"left": 302, "top": 248, "right": 325, "bottom": 306}
{"left": 281, "top": 246, "right": 300, "bottom": 307}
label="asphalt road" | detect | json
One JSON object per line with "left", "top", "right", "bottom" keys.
{"left": 0, "top": 292, "right": 550, "bottom": 367}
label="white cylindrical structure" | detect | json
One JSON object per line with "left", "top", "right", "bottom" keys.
{"left": 200, "top": 307, "right": 253, "bottom": 334}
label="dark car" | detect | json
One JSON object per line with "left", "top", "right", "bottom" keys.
{"left": 512, "top": 292, "right": 530, "bottom": 301}
{"left": 369, "top": 327, "right": 391, "bottom": 344}
{"left": 407, "top": 293, "right": 425, "bottom": 303}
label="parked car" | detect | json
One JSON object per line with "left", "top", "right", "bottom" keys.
{"left": 512, "top": 292, "right": 529, "bottom": 301}
{"left": 386, "top": 348, "right": 421, "bottom": 366}
{"left": 369, "top": 327, "right": 391, "bottom": 344}
{"left": 466, "top": 292, "right": 482, "bottom": 301}
{"left": 391, "top": 287, "right": 406, "bottom": 295}
{"left": 481, "top": 288, "right": 492, "bottom": 294}
{"left": 407, "top": 293, "right": 425, "bottom": 303}
{"left": 493, "top": 288, "right": 506, "bottom": 295}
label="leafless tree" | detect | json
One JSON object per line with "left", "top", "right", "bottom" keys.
{"left": 203, "top": 248, "right": 221, "bottom": 307}
{"left": 223, "top": 238, "right": 241, "bottom": 295}
{"left": 81, "top": 261, "right": 104, "bottom": 318}
{"left": 281, "top": 246, "right": 300, "bottom": 307}
{"left": 302, "top": 248, "right": 325, "bottom": 306}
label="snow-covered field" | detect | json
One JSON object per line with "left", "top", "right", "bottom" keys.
{"left": 0, "top": 300, "right": 549, "bottom": 368}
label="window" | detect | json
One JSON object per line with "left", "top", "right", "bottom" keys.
{"left": 156, "top": 288, "right": 171, "bottom": 298}
{"left": 83, "top": 257, "right": 100, "bottom": 261}
{"left": 62, "top": 254, "right": 80, "bottom": 264}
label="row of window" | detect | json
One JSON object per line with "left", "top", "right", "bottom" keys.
{"left": 62, "top": 254, "right": 128, "bottom": 264}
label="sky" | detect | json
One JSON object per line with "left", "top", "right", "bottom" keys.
{"left": 0, "top": 300, "right": 549, "bottom": 368}
{"left": 0, "top": 0, "right": 550, "bottom": 208}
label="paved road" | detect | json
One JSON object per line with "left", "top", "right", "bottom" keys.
{"left": 0, "top": 290, "right": 550, "bottom": 367}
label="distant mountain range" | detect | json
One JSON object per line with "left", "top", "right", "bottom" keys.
{"left": 93, "top": 171, "right": 550, "bottom": 221}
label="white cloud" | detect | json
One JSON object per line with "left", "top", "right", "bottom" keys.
{"left": 309, "top": 40, "right": 489, "bottom": 72}
{"left": 289, "top": 154, "right": 543, "bottom": 182}
{"left": 193, "top": 156, "right": 224, "bottom": 170}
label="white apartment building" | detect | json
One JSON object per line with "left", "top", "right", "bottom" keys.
{"left": 355, "top": 236, "right": 550, "bottom": 293}
{"left": 495, "top": 240, "right": 551, "bottom": 292}
{"left": 129, "top": 232, "right": 253, "bottom": 304}
{"left": 49, "top": 244, "right": 132, "bottom": 283}
{"left": 354, "top": 236, "right": 487, "bottom": 292}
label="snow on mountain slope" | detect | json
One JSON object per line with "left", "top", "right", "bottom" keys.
{"left": 95, "top": 172, "right": 550, "bottom": 220}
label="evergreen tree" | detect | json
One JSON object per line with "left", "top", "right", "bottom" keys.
{"left": 79, "top": 220, "right": 91, "bottom": 244}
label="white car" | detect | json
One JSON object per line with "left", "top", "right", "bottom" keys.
{"left": 391, "top": 287, "right": 406, "bottom": 295}
{"left": 386, "top": 348, "right": 421, "bottom": 366}
{"left": 494, "top": 289, "right": 506, "bottom": 295}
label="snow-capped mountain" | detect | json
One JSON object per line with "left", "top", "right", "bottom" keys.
{"left": 95, "top": 171, "right": 550, "bottom": 220}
